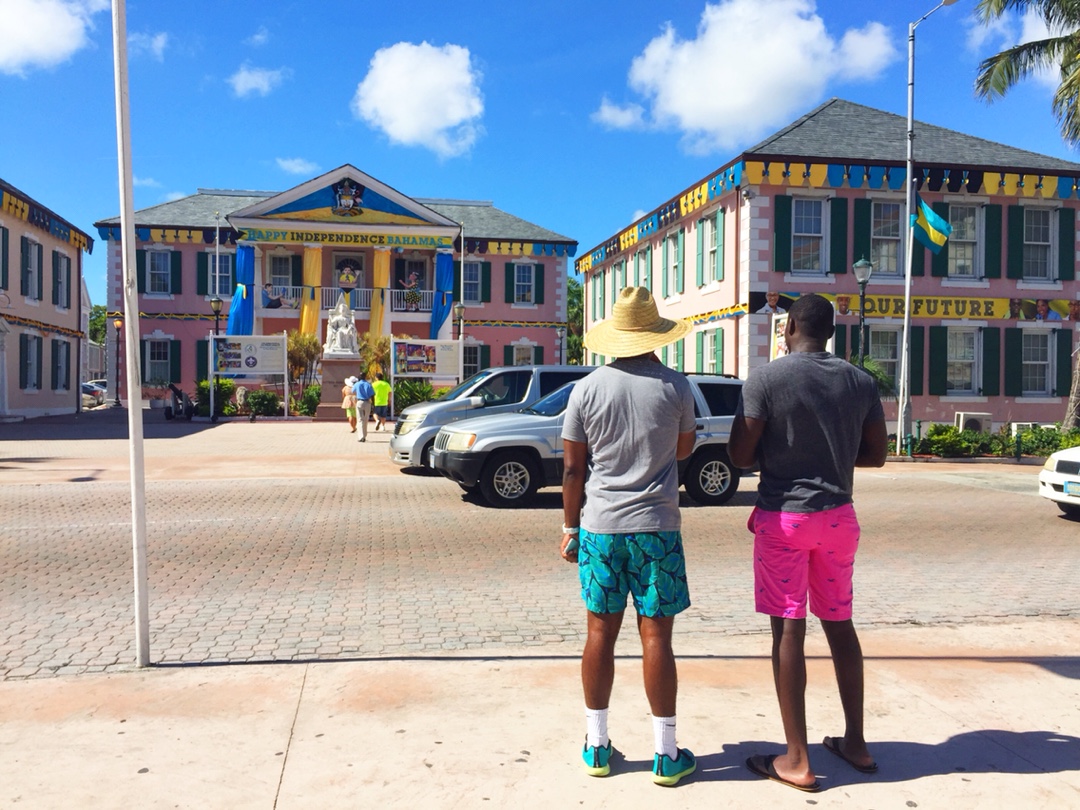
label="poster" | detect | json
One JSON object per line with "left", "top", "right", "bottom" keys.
{"left": 212, "top": 335, "right": 287, "bottom": 376}
{"left": 392, "top": 339, "right": 461, "bottom": 378}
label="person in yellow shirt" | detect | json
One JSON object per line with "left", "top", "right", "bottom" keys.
{"left": 371, "top": 372, "right": 392, "bottom": 431}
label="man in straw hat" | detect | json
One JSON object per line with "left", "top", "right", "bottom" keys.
{"left": 729, "top": 293, "right": 887, "bottom": 793}
{"left": 560, "top": 286, "right": 697, "bottom": 786}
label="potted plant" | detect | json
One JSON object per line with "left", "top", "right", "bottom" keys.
{"left": 142, "top": 378, "right": 169, "bottom": 409}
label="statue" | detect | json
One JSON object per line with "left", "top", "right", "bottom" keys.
{"left": 323, "top": 293, "right": 359, "bottom": 357}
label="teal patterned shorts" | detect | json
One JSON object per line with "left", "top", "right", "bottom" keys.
{"left": 578, "top": 529, "right": 691, "bottom": 618}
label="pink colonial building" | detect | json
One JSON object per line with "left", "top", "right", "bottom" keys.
{"left": 0, "top": 177, "right": 94, "bottom": 419}
{"left": 94, "top": 165, "right": 577, "bottom": 400}
{"left": 579, "top": 99, "right": 1080, "bottom": 439}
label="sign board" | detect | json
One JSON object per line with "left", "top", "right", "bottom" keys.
{"left": 392, "top": 339, "right": 461, "bottom": 378}
{"left": 212, "top": 335, "right": 288, "bottom": 376}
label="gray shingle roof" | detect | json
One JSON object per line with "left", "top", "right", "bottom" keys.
{"left": 415, "top": 199, "right": 574, "bottom": 243}
{"left": 746, "top": 98, "right": 1080, "bottom": 173}
{"left": 93, "top": 190, "right": 274, "bottom": 228}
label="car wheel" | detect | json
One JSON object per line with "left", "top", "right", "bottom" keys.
{"left": 479, "top": 451, "right": 540, "bottom": 508}
{"left": 683, "top": 449, "right": 740, "bottom": 506}
{"left": 420, "top": 441, "right": 437, "bottom": 472}
{"left": 1057, "top": 502, "right": 1080, "bottom": 518}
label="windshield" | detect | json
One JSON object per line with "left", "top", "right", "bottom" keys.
{"left": 440, "top": 369, "right": 497, "bottom": 401}
{"left": 522, "top": 382, "right": 576, "bottom": 416}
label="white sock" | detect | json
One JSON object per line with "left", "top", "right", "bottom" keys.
{"left": 586, "top": 707, "right": 609, "bottom": 748}
{"left": 653, "top": 715, "right": 677, "bottom": 759}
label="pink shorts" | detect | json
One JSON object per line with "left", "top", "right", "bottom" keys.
{"left": 748, "top": 504, "right": 860, "bottom": 621}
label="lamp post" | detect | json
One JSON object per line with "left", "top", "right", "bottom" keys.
{"left": 852, "top": 257, "right": 874, "bottom": 369}
{"left": 453, "top": 301, "right": 465, "bottom": 340}
{"left": 210, "top": 295, "right": 223, "bottom": 335}
{"left": 898, "top": 0, "right": 961, "bottom": 449}
{"left": 556, "top": 325, "right": 566, "bottom": 365}
{"left": 112, "top": 317, "right": 123, "bottom": 407}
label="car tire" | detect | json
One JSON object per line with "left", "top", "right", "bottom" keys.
{"left": 479, "top": 451, "right": 540, "bottom": 508}
{"left": 683, "top": 448, "right": 740, "bottom": 506}
{"left": 1057, "top": 502, "right": 1080, "bottom": 518}
{"left": 420, "top": 441, "right": 437, "bottom": 473}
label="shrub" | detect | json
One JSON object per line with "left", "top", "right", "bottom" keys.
{"left": 246, "top": 389, "right": 280, "bottom": 416}
{"left": 394, "top": 378, "right": 436, "bottom": 415}
{"left": 294, "top": 384, "right": 321, "bottom": 416}
{"left": 195, "top": 378, "right": 236, "bottom": 417}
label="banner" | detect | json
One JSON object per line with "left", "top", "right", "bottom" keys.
{"left": 392, "top": 339, "right": 461, "bottom": 377}
{"left": 748, "top": 290, "right": 1080, "bottom": 322}
{"left": 212, "top": 335, "right": 288, "bottom": 375}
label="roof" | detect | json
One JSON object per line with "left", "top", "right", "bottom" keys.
{"left": 416, "top": 199, "right": 574, "bottom": 243}
{"left": 1, "top": 176, "right": 95, "bottom": 252}
{"left": 93, "top": 189, "right": 274, "bottom": 228}
{"left": 746, "top": 98, "right": 1080, "bottom": 173}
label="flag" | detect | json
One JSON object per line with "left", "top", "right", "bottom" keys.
{"left": 911, "top": 194, "right": 952, "bottom": 254}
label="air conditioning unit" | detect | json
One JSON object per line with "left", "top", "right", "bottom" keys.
{"left": 954, "top": 411, "right": 993, "bottom": 433}
{"left": 1011, "top": 421, "right": 1038, "bottom": 437}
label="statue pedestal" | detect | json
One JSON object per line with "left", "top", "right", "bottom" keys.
{"left": 314, "top": 357, "right": 359, "bottom": 422}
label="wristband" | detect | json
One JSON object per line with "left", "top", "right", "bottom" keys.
{"left": 561, "top": 525, "right": 580, "bottom": 535}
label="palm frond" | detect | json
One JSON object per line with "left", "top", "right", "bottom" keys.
{"left": 975, "top": 36, "right": 1076, "bottom": 98}
{"left": 977, "top": 0, "right": 1080, "bottom": 31}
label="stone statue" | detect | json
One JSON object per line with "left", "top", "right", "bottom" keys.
{"left": 323, "top": 293, "right": 359, "bottom": 357}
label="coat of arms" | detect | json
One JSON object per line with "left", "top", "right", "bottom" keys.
{"left": 332, "top": 179, "right": 365, "bottom": 216}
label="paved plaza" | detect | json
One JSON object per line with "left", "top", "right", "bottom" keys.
{"left": 0, "top": 408, "right": 1078, "bottom": 807}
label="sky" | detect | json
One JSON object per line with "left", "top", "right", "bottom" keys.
{"left": 1, "top": 0, "right": 1076, "bottom": 306}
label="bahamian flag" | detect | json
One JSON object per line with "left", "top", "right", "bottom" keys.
{"left": 911, "top": 194, "right": 952, "bottom": 254}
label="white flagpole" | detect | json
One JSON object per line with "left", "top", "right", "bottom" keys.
{"left": 111, "top": 0, "right": 150, "bottom": 667}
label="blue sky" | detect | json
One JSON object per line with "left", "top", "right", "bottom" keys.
{"left": 1, "top": 0, "right": 1076, "bottom": 305}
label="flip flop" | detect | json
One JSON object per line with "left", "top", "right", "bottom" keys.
{"left": 822, "top": 736, "right": 878, "bottom": 773}
{"left": 745, "top": 754, "right": 821, "bottom": 793}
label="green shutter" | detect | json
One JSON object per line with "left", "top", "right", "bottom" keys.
{"left": 479, "top": 344, "right": 491, "bottom": 370}
{"left": 695, "top": 331, "right": 704, "bottom": 373}
{"left": 1003, "top": 328, "right": 1022, "bottom": 396}
{"left": 983, "top": 205, "right": 1002, "bottom": 279}
{"left": 981, "top": 327, "right": 1000, "bottom": 396}
{"left": 931, "top": 202, "right": 950, "bottom": 277}
{"left": 1058, "top": 208, "right": 1075, "bottom": 281}
{"left": 676, "top": 230, "right": 685, "bottom": 294}
{"left": 644, "top": 245, "right": 652, "bottom": 290}
{"left": 18, "top": 334, "right": 27, "bottom": 389}
{"left": 136, "top": 249, "right": 146, "bottom": 294}
{"left": 291, "top": 254, "right": 303, "bottom": 286}
{"left": 535, "top": 264, "right": 545, "bottom": 304}
{"left": 481, "top": 262, "right": 491, "bottom": 302}
{"left": 34, "top": 336, "right": 42, "bottom": 389}
{"left": 64, "top": 259, "right": 71, "bottom": 309}
{"left": 633, "top": 252, "right": 641, "bottom": 286}
{"left": 50, "top": 338, "right": 59, "bottom": 390}
{"left": 535, "top": 345, "right": 544, "bottom": 364}
{"left": 35, "top": 243, "right": 42, "bottom": 301}
{"left": 661, "top": 344, "right": 668, "bottom": 366}
{"left": 829, "top": 197, "right": 848, "bottom": 274}
{"left": 928, "top": 326, "right": 948, "bottom": 395}
{"left": 171, "top": 251, "right": 182, "bottom": 294}
{"left": 0, "top": 225, "right": 7, "bottom": 289}
{"left": 20, "top": 236, "right": 28, "bottom": 296}
{"left": 850, "top": 324, "right": 861, "bottom": 358}
{"left": 675, "top": 338, "right": 684, "bottom": 371}
{"left": 197, "top": 253, "right": 208, "bottom": 295}
{"left": 911, "top": 240, "right": 925, "bottom": 277}
{"left": 1006, "top": 205, "right": 1024, "bottom": 279}
{"left": 773, "top": 194, "right": 792, "bottom": 272}
{"left": 715, "top": 328, "right": 724, "bottom": 374}
{"left": 716, "top": 208, "right": 725, "bottom": 282}
{"left": 140, "top": 339, "right": 148, "bottom": 384}
{"left": 1056, "top": 328, "right": 1072, "bottom": 396}
{"left": 51, "top": 251, "right": 60, "bottom": 304}
{"left": 909, "top": 326, "right": 925, "bottom": 397}
{"left": 505, "top": 263, "right": 515, "bottom": 304}
{"left": 504, "top": 345, "right": 514, "bottom": 365}
{"left": 196, "top": 339, "right": 208, "bottom": 382}
{"left": 661, "top": 237, "right": 669, "bottom": 298}
{"left": 834, "top": 320, "right": 847, "bottom": 359}
{"left": 452, "top": 260, "right": 461, "bottom": 301}
{"left": 696, "top": 220, "right": 705, "bottom": 287}
{"left": 852, "top": 199, "right": 871, "bottom": 268}
{"left": 170, "top": 340, "right": 181, "bottom": 383}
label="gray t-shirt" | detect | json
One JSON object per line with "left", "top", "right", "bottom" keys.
{"left": 738, "top": 351, "right": 885, "bottom": 513}
{"left": 562, "top": 357, "right": 696, "bottom": 533}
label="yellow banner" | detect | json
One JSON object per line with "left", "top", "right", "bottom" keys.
{"left": 240, "top": 227, "right": 454, "bottom": 248}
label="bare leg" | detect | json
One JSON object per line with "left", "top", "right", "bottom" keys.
{"left": 821, "top": 618, "right": 874, "bottom": 767}
{"left": 768, "top": 616, "right": 816, "bottom": 787}
{"left": 637, "top": 614, "right": 677, "bottom": 716}
{"left": 582, "top": 611, "right": 624, "bottom": 709}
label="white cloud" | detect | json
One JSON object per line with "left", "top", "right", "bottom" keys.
{"left": 247, "top": 26, "right": 269, "bottom": 47}
{"left": 228, "top": 62, "right": 288, "bottom": 98}
{"left": 129, "top": 31, "right": 167, "bottom": 62}
{"left": 0, "top": 0, "right": 109, "bottom": 76}
{"left": 276, "top": 157, "right": 319, "bottom": 175}
{"left": 352, "top": 41, "right": 483, "bottom": 159}
{"left": 596, "top": 0, "right": 900, "bottom": 154}
{"left": 163, "top": 191, "right": 186, "bottom": 202}
{"left": 966, "top": 8, "right": 1058, "bottom": 91}
{"left": 592, "top": 97, "right": 645, "bottom": 129}
{"left": 133, "top": 176, "right": 161, "bottom": 188}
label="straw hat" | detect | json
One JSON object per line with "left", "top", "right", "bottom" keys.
{"left": 584, "top": 287, "right": 692, "bottom": 358}
{"left": 344, "top": 376, "right": 358, "bottom": 386}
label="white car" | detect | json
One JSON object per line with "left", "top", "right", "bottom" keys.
{"left": 1038, "top": 445, "right": 1080, "bottom": 517}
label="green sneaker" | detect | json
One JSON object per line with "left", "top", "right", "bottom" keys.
{"left": 582, "top": 738, "right": 612, "bottom": 777}
{"left": 652, "top": 747, "right": 696, "bottom": 786}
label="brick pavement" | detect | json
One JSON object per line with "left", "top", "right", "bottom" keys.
{"left": 1, "top": 408, "right": 1076, "bottom": 680}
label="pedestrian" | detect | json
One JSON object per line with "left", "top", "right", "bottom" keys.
{"left": 352, "top": 375, "right": 376, "bottom": 442}
{"left": 371, "top": 372, "right": 392, "bottom": 431}
{"left": 341, "top": 376, "right": 358, "bottom": 433}
{"left": 560, "top": 286, "right": 698, "bottom": 787}
{"left": 728, "top": 293, "right": 888, "bottom": 793}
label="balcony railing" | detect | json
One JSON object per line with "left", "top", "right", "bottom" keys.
{"left": 259, "top": 286, "right": 434, "bottom": 313}
{"left": 390, "top": 288, "right": 434, "bottom": 313}
{"left": 320, "top": 287, "right": 373, "bottom": 311}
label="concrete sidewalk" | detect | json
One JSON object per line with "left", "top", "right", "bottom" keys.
{"left": 1, "top": 619, "right": 1077, "bottom": 808}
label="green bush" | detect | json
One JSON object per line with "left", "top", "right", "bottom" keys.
{"left": 246, "top": 389, "right": 280, "bottom": 416}
{"left": 195, "top": 378, "right": 237, "bottom": 417}
{"left": 910, "top": 422, "right": 1080, "bottom": 459}
{"left": 394, "top": 378, "right": 436, "bottom": 415}
{"left": 294, "top": 384, "right": 321, "bottom": 416}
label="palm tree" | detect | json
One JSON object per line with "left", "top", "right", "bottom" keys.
{"left": 566, "top": 277, "right": 584, "bottom": 364}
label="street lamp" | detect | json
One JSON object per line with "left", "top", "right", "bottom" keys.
{"left": 898, "top": 0, "right": 961, "bottom": 447}
{"left": 852, "top": 257, "right": 874, "bottom": 369}
{"left": 453, "top": 301, "right": 465, "bottom": 340}
{"left": 556, "top": 325, "right": 566, "bottom": 365}
{"left": 112, "top": 317, "right": 123, "bottom": 407}
{"left": 210, "top": 295, "right": 223, "bottom": 335}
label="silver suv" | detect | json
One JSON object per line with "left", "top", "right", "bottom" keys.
{"left": 430, "top": 373, "right": 744, "bottom": 507}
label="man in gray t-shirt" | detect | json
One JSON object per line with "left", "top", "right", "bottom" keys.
{"left": 730, "top": 293, "right": 887, "bottom": 793}
{"left": 560, "top": 287, "right": 698, "bottom": 787}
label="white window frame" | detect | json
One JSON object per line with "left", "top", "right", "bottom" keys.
{"left": 946, "top": 327, "right": 978, "bottom": 394}
{"left": 704, "top": 330, "right": 717, "bottom": 374}
{"left": 791, "top": 197, "right": 826, "bottom": 275}
{"left": 22, "top": 334, "right": 41, "bottom": 390}
{"left": 703, "top": 216, "right": 720, "bottom": 283}
{"left": 871, "top": 200, "right": 904, "bottom": 278}
{"left": 1021, "top": 330, "right": 1053, "bottom": 395}
{"left": 53, "top": 339, "right": 71, "bottom": 390}
{"left": 210, "top": 252, "right": 233, "bottom": 297}
{"left": 512, "top": 344, "right": 534, "bottom": 366}
{"left": 269, "top": 254, "right": 293, "bottom": 289}
{"left": 462, "top": 261, "right": 482, "bottom": 305}
{"left": 514, "top": 263, "right": 535, "bottom": 305}
{"left": 55, "top": 252, "right": 71, "bottom": 308}
{"left": 1023, "top": 207, "right": 1055, "bottom": 281}
{"left": 147, "top": 250, "right": 171, "bottom": 294}
{"left": 665, "top": 233, "right": 679, "bottom": 295}
{"left": 463, "top": 343, "right": 481, "bottom": 377}
{"left": 26, "top": 238, "right": 41, "bottom": 299}
{"left": 948, "top": 205, "right": 981, "bottom": 278}
{"left": 147, "top": 339, "right": 171, "bottom": 384}
{"left": 868, "top": 326, "right": 900, "bottom": 389}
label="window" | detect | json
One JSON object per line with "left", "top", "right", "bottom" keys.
{"left": 148, "top": 251, "right": 171, "bottom": 294}
{"left": 270, "top": 255, "right": 292, "bottom": 288}
{"left": 513, "top": 344, "right": 534, "bottom": 366}
{"left": 147, "top": 339, "right": 171, "bottom": 384}
{"left": 54, "top": 252, "right": 71, "bottom": 308}
{"left": 1024, "top": 208, "right": 1053, "bottom": 280}
{"left": 946, "top": 329, "right": 977, "bottom": 393}
{"left": 703, "top": 217, "right": 720, "bottom": 282}
{"left": 1022, "top": 331, "right": 1051, "bottom": 394}
{"left": 463, "top": 261, "right": 481, "bottom": 304}
{"left": 51, "top": 339, "right": 71, "bottom": 390}
{"left": 593, "top": 269, "right": 605, "bottom": 319}
{"left": 665, "top": 235, "right": 679, "bottom": 295}
{"left": 463, "top": 344, "right": 480, "bottom": 377}
{"left": 696, "top": 381, "right": 741, "bottom": 417}
{"left": 869, "top": 328, "right": 899, "bottom": 388}
{"left": 474, "top": 369, "right": 530, "bottom": 403}
{"left": 792, "top": 198, "right": 824, "bottom": 273}
{"left": 514, "top": 263, "right": 535, "bottom": 304}
{"left": 871, "top": 201, "right": 903, "bottom": 276}
{"left": 23, "top": 237, "right": 41, "bottom": 299}
{"left": 948, "top": 206, "right": 979, "bottom": 277}
{"left": 210, "top": 253, "right": 233, "bottom": 296}
{"left": 20, "top": 334, "right": 42, "bottom": 390}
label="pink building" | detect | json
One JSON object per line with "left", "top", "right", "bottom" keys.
{"left": 94, "top": 165, "right": 576, "bottom": 400}
{"left": 579, "top": 99, "right": 1080, "bottom": 439}
{"left": 0, "top": 178, "right": 94, "bottom": 418}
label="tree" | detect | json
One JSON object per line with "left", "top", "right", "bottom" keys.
{"left": 566, "top": 276, "right": 583, "bottom": 364}
{"left": 287, "top": 331, "right": 322, "bottom": 397}
{"left": 88, "top": 304, "right": 107, "bottom": 344}
{"left": 975, "top": 1, "right": 1080, "bottom": 426}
